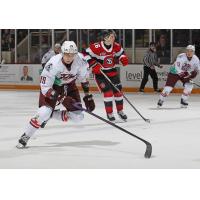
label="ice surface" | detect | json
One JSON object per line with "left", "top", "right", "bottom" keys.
{"left": 0, "top": 90, "right": 200, "bottom": 168}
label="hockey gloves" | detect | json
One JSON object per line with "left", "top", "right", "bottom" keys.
{"left": 83, "top": 94, "right": 95, "bottom": 112}
{"left": 119, "top": 55, "right": 129, "bottom": 66}
{"left": 92, "top": 63, "right": 102, "bottom": 75}
{"left": 180, "top": 71, "right": 198, "bottom": 83}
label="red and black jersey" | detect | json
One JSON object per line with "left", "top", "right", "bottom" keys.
{"left": 84, "top": 41, "right": 125, "bottom": 77}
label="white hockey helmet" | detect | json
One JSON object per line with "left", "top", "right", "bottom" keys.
{"left": 61, "top": 41, "right": 78, "bottom": 54}
{"left": 186, "top": 45, "right": 195, "bottom": 52}
{"left": 54, "top": 43, "right": 61, "bottom": 49}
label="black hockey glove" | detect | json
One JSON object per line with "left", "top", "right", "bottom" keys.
{"left": 83, "top": 94, "right": 95, "bottom": 112}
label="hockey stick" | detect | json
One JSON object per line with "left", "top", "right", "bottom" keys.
{"left": 190, "top": 80, "right": 200, "bottom": 87}
{"left": 100, "top": 69, "right": 150, "bottom": 123}
{"left": 73, "top": 103, "right": 152, "bottom": 158}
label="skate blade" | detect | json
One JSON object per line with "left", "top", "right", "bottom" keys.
{"left": 16, "top": 143, "right": 28, "bottom": 149}
{"left": 115, "top": 119, "right": 127, "bottom": 123}
{"left": 180, "top": 105, "right": 188, "bottom": 108}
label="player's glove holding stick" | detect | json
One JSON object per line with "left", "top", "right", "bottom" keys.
{"left": 92, "top": 62, "right": 103, "bottom": 75}
{"left": 83, "top": 94, "right": 95, "bottom": 112}
{"left": 179, "top": 71, "right": 198, "bottom": 84}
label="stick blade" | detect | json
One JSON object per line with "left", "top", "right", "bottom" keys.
{"left": 145, "top": 119, "right": 151, "bottom": 123}
{"left": 144, "top": 143, "right": 152, "bottom": 158}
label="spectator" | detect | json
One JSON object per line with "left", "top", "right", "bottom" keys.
{"left": 69, "top": 30, "right": 76, "bottom": 41}
{"left": 194, "top": 40, "right": 200, "bottom": 59}
{"left": 17, "top": 30, "right": 27, "bottom": 43}
{"left": 1, "top": 29, "right": 15, "bottom": 51}
{"left": 156, "top": 34, "right": 170, "bottom": 64}
{"left": 1, "top": 39, "right": 9, "bottom": 51}
{"left": 20, "top": 66, "right": 33, "bottom": 81}
{"left": 139, "top": 42, "right": 163, "bottom": 93}
{"left": 8, "top": 37, "right": 15, "bottom": 51}
{"left": 81, "top": 29, "right": 88, "bottom": 51}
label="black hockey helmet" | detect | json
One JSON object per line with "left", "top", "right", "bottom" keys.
{"left": 102, "top": 29, "right": 117, "bottom": 39}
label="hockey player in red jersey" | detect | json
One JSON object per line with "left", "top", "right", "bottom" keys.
{"left": 84, "top": 30, "right": 129, "bottom": 122}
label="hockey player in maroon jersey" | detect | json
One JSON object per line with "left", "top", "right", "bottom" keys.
{"left": 16, "top": 41, "right": 95, "bottom": 148}
{"left": 84, "top": 30, "right": 129, "bottom": 122}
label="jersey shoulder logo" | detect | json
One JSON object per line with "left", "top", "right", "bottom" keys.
{"left": 45, "top": 63, "right": 53, "bottom": 72}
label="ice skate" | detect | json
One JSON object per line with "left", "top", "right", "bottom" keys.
{"left": 180, "top": 98, "right": 188, "bottom": 108}
{"left": 16, "top": 133, "right": 30, "bottom": 149}
{"left": 154, "top": 89, "right": 162, "bottom": 93}
{"left": 107, "top": 113, "right": 116, "bottom": 122}
{"left": 157, "top": 99, "right": 164, "bottom": 108}
{"left": 117, "top": 110, "right": 127, "bottom": 122}
{"left": 40, "top": 120, "right": 47, "bottom": 128}
{"left": 138, "top": 89, "right": 144, "bottom": 93}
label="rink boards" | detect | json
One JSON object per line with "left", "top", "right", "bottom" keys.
{"left": 0, "top": 64, "right": 200, "bottom": 93}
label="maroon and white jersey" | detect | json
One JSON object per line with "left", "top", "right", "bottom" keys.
{"left": 170, "top": 53, "right": 200, "bottom": 75}
{"left": 41, "top": 49, "right": 56, "bottom": 66}
{"left": 85, "top": 41, "right": 125, "bottom": 77}
{"left": 40, "top": 53, "right": 89, "bottom": 95}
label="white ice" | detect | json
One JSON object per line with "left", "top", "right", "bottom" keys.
{"left": 0, "top": 90, "right": 200, "bottom": 168}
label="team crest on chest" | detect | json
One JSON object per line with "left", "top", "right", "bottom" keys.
{"left": 182, "top": 63, "right": 191, "bottom": 71}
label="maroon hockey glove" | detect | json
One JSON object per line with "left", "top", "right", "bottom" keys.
{"left": 179, "top": 71, "right": 189, "bottom": 79}
{"left": 45, "top": 88, "right": 58, "bottom": 100}
{"left": 119, "top": 55, "right": 129, "bottom": 66}
{"left": 181, "top": 71, "right": 198, "bottom": 83}
{"left": 189, "top": 70, "right": 198, "bottom": 79}
{"left": 83, "top": 94, "right": 95, "bottom": 112}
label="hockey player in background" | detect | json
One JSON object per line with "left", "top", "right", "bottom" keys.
{"left": 16, "top": 41, "right": 95, "bottom": 148}
{"left": 41, "top": 43, "right": 61, "bottom": 69}
{"left": 84, "top": 30, "right": 129, "bottom": 122}
{"left": 157, "top": 45, "right": 200, "bottom": 108}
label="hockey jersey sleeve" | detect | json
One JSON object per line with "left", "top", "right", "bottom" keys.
{"left": 77, "top": 53, "right": 90, "bottom": 83}
{"left": 114, "top": 43, "right": 125, "bottom": 58}
{"left": 189, "top": 57, "right": 200, "bottom": 78}
{"left": 41, "top": 52, "right": 50, "bottom": 65}
{"left": 84, "top": 43, "right": 101, "bottom": 68}
{"left": 41, "top": 49, "right": 54, "bottom": 65}
{"left": 114, "top": 43, "right": 129, "bottom": 66}
{"left": 193, "top": 58, "right": 200, "bottom": 72}
{"left": 40, "top": 61, "right": 60, "bottom": 95}
{"left": 170, "top": 55, "right": 185, "bottom": 75}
